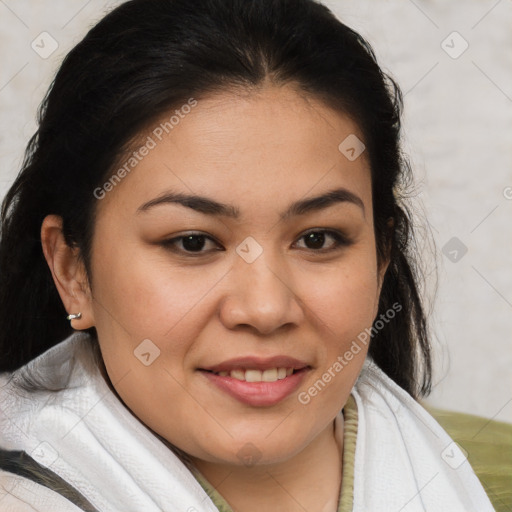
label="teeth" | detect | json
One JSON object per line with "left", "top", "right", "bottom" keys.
{"left": 215, "top": 367, "right": 296, "bottom": 382}
{"left": 262, "top": 368, "right": 278, "bottom": 382}
{"left": 245, "top": 369, "right": 262, "bottom": 382}
{"left": 231, "top": 369, "right": 245, "bottom": 380}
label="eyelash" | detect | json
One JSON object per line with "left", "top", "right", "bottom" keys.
{"left": 160, "top": 229, "right": 352, "bottom": 257}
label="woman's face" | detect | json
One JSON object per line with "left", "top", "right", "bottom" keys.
{"left": 88, "top": 84, "right": 386, "bottom": 466}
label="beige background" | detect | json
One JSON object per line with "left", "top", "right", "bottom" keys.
{"left": 0, "top": 0, "right": 511, "bottom": 423}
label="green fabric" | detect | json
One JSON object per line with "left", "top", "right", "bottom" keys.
{"left": 189, "top": 396, "right": 359, "bottom": 512}
{"left": 424, "top": 404, "right": 512, "bottom": 512}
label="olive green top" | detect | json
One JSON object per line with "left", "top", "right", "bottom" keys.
{"left": 188, "top": 394, "right": 359, "bottom": 512}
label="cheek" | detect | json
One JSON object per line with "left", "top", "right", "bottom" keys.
{"left": 298, "top": 250, "right": 379, "bottom": 388}
{"left": 303, "top": 256, "right": 380, "bottom": 340}
{"left": 90, "top": 239, "right": 225, "bottom": 340}
{"left": 88, "top": 242, "right": 223, "bottom": 396}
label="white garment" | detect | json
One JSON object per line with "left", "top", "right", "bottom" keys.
{"left": 0, "top": 332, "right": 495, "bottom": 512}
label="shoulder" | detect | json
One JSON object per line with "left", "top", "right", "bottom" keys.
{"left": 0, "top": 470, "right": 85, "bottom": 511}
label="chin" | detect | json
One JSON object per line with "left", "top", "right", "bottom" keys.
{"left": 203, "top": 432, "right": 308, "bottom": 468}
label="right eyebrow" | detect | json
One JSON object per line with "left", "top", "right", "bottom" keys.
{"left": 137, "top": 191, "right": 240, "bottom": 218}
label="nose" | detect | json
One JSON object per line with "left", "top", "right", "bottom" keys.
{"left": 218, "top": 249, "right": 304, "bottom": 336}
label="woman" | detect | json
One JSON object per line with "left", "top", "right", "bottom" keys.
{"left": 0, "top": 0, "right": 495, "bottom": 510}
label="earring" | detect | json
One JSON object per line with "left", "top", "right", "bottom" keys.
{"left": 67, "top": 312, "right": 82, "bottom": 321}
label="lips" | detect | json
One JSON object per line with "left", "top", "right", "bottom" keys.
{"left": 200, "top": 355, "right": 310, "bottom": 373}
{"left": 198, "top": 355, "right": 311, "bottom": 407}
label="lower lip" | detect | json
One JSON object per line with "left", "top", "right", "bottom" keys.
{"left": 200, "top": 369, "right": 309, "bottom": 407}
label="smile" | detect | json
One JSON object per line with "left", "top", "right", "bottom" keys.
{"left": 199, "top": 366, "right": 310, "bottom": 407}
{"left": 211, "top": 367, "right": 295, "bottom": 382}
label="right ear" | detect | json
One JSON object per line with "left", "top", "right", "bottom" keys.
{"left": 40, "top": 215, "right": 95, "bottom": 330}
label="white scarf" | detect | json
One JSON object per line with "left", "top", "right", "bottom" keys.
{"left": 0, "top": 332, "right": 494, "bottom": 511}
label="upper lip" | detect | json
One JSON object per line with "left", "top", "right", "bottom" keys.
{"left": 200, "top": 356, "right": 310, "bottom": 373}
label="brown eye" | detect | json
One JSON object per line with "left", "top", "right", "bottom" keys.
{"left": 181, "top": 235, "right": 207, "bottom": 252}
{"left": 161, "top": 233, "right": 223, "bottom": 255}
{"left": 303, "top": 232, "right": 327, "bottom": 250}
{"left": 295, "top": 230, "right": 351, "bottom": 252}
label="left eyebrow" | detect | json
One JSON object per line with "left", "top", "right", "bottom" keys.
{"left": 280, "top": 187, "right": 365, "bottom": 220}
{"left": 137, "top": 187, "right": 365, "bottom": 219}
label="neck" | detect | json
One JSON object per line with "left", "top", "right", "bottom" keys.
{"left": 191, "top": 416, "right": 344, "bottom": 512}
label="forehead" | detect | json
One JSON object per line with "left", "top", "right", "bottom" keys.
{"left": 96, "top": 84, "right": 371, "bottom": 217}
